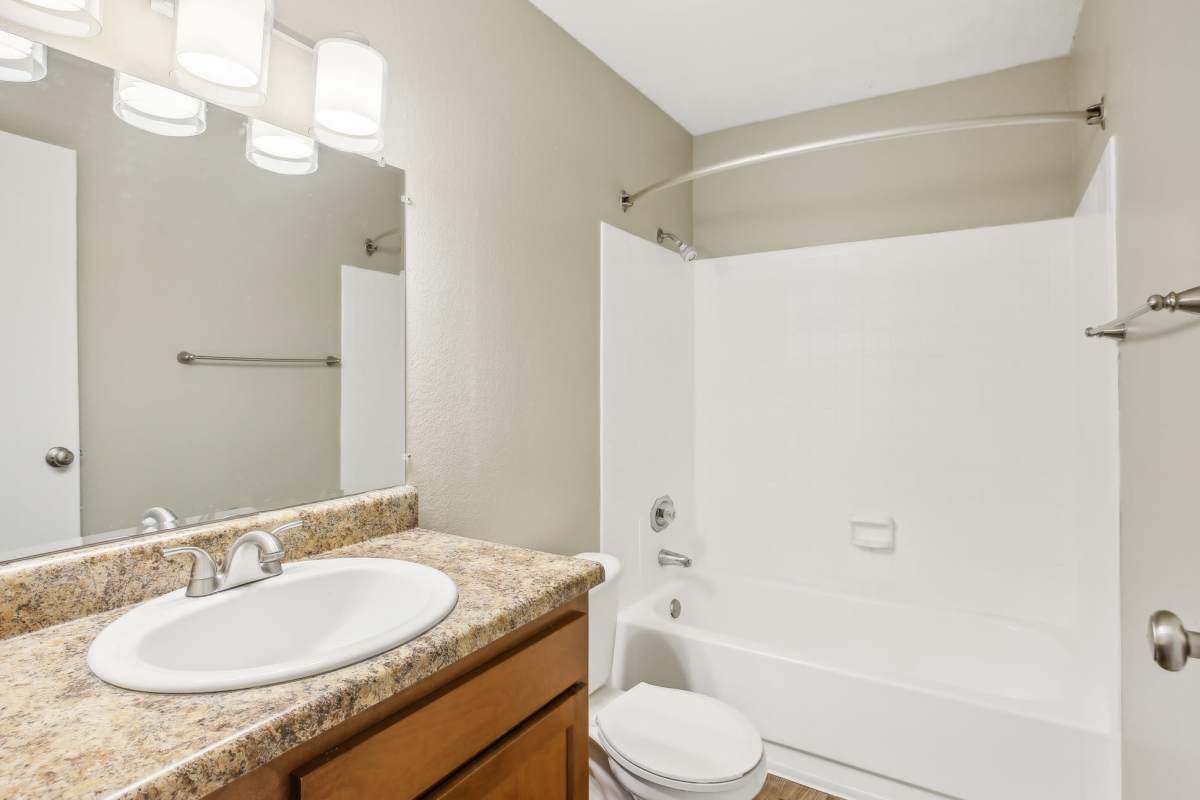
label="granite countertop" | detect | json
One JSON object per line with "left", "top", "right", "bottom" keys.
{"left": 0, "top": 528, "right": 603, "bottom": 800}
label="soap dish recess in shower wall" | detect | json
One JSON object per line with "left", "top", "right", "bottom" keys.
{"left": 849, "top": 513, "right": 895, "bottom": 551}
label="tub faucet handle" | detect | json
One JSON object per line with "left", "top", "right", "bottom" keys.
{"left": 651, "top": 496, "right": 676, "bottom": 532}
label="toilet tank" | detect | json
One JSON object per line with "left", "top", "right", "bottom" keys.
{"left": 574, "top": 552, "right": 622, "bottom": 694}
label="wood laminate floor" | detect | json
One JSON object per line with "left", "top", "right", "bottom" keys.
{"left": 755, "top": 773, "right": 847, "bottom": 800}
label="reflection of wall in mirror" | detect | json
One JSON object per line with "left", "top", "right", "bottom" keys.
{"left": 0, "top": 49, "right": 405, "bottom": 542}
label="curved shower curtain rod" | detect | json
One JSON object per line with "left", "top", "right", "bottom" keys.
{"left": 620, "top": 99, "right": 1106, "bottom": 211}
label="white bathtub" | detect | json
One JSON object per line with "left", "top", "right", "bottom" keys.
{"left": 610, "top": 571, "right": 1118, "bottom": 800}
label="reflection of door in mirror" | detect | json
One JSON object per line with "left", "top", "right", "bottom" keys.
{"left": 340, "top": 265, "right": 406, "bottom": 495}
{"left": 0, "top": 129, "right": 80, "bottom": 558}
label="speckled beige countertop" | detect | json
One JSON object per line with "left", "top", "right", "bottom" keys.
{"left": 0, "top": 528, "right": 603, "bottom": 800}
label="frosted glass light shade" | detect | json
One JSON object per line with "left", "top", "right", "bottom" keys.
{"left": 172, "top": 0, "right": 272, "bottom": 107}
{"left": 0, "top": 30, "right": 46, "bottom": 82}
{"left": 0, "top": 0, "right": 101, "bottom": 37}
{"left": 311, "top": 35, "right": 386, "bottom": 155}
{"left": 246, "top": 119, "right": 318, "bottom": 176}
{"left": 112, "top": 72, "right": 206, "bottom": 137}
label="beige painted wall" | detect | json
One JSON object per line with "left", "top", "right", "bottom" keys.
{"left": 4, "top": 0, "right": 692, "bottom": 555}
{"left": 287, "top": 1, "right": 691, "bottom": 556}
{"left": 692, "top": 58, "right": 1077, "bottom": 257}
{"left": 0, "top": 49, "right": 403, "bottom": 537}
{"left": 1072, "top": 1, "right": 1200, "bottom": 796}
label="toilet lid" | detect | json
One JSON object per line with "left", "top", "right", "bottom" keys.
{"left": 595, "top": 683, "right": 763, "bottom": 785}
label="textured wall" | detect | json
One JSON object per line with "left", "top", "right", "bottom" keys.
{"left": 1071, "top": 1, "right": 1200, "bottom": 796}
{"left": 360, "top": 1, "right": 692, "bottom": 555}
{"left": 5, "top": 0, "right": 693, "bottom": 555}
{"left": 692, "top": 58, "right": 1077, "bottom": 257}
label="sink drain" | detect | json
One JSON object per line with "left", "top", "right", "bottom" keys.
{"left": 669, "top": 598, "right": 681, "bottom": 619}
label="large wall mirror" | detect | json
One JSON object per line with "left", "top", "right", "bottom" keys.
{"left": 0, "top": 44, "right": 406, "bottom": 563}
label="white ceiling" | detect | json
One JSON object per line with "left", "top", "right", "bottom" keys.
{"left": 528, "top": 0, "right": 1085, "bottom": 135}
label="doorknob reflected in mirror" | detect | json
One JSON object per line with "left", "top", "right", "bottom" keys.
{"left": 45, "top": 447, "right": 75, "bottom": 469}
{"left": 1149, "top": 610, "right": 1200, "bottom": 671}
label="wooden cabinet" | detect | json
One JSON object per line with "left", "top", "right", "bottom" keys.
{"left": 207, "top": 597, "right": 588, "bottom": 800}
{"left": 426, "top": 688, "right": 588, "bottom": 800}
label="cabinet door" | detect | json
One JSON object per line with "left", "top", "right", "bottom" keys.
{"left": 426, "top": 687, "right": 588, "bottom": 800}
{"left": 293, "top": 614, "right": 587, "bottom": 800}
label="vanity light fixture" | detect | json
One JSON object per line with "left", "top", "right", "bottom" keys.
{"left": 311, "top": 34, "right": 387, "bottom": 155}
{"left": 0, "top": 29, "right": 46, "bottom": 82}
{"left": 0, "top": 0, "right": 101, "bottom": 37}
{"left": 245, "top": 118, "right": 318, "bottom": 176}
{"left": 112, "top": 71, "right": 206, "bottom": 137}
{"left": 172, "top": 0, "right": 272, "bottom": 106}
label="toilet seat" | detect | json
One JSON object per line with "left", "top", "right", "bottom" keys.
{"left": 595, "top": 683, "right": 764, "bottom": 792}
{"left": 601, "top": 751, "right": 769, "bottom": 800}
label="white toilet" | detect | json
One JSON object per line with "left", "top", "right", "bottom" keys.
{"left": 576, "top": 552, "right": 768, "bottom": 800}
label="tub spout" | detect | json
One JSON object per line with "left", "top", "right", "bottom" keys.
{"left": 658, "top": 549, "right": 692, "bottom": 568}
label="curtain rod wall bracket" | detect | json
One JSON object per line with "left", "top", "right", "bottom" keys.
{"left": 619, "top": 99, "right": 1108, "bottom": 211}
{"left": 1085, "top": 287, "right": 1200, "bottom": 341}
{"left": 1086, "top": 325, "right": 1127, "bottom": 340}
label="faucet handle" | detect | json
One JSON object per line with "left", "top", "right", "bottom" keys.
{"left": 163, "top": 546, "right": 217, "bottom": 578}
{"left": 249, "top": 520, "right": 301, "bottom": 565}
{"left": 162, "top": 546, "right": 219, "bottom": 596}
{"left": 269, "top": 519, "right": 303, "bottom": 538}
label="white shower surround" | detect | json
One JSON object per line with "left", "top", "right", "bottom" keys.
{"left": 599, "top": 142, "right": 1119, "bottom": 799}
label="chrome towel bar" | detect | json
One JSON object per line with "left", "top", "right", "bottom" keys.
{"left": 177, "top": 351, "right": 341, "bottom": 366}
{"left": 1085, "top": 286, "right": 1200, "bottom": 340}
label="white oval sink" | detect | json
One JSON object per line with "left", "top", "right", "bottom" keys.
{"left": 88, "top": 558, "right": 458, "bottom": 693}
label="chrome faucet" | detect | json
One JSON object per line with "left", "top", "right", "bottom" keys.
{"left": 140, "top": 506, "right": 180, "bottom": 533}
{"left": 658, "top": 549, "right": 692, "bottom": 568}
{"left": 163, "top": 520, "right": 301, "bottom": 597}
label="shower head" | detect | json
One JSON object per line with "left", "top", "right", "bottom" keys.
{"left": 657, "top": 228, "right": 699, "bottom": 263}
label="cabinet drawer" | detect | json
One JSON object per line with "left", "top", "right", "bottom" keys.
{"left": 292, "top": 612, "right": 587, "bottom": 800}
{"left": 424, "top": 686, "right": 588, "bottom": 800}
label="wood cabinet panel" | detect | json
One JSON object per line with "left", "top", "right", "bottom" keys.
{"left": 424, "top": 686, "right": 588, "bottom": 800}
{"left": 292, "top": 613, "right": 587, "bottom": 800}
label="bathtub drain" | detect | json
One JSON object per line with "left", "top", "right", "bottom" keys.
{"left": 669, "top": 598, "right": 681, "bottom": 619}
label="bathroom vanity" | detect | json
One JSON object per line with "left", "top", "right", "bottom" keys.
{"left": 223, "top": 595, "right": 589, "bottom": 800}
{"left": 0, "top": 487, "right": 602, "bottom": 799}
